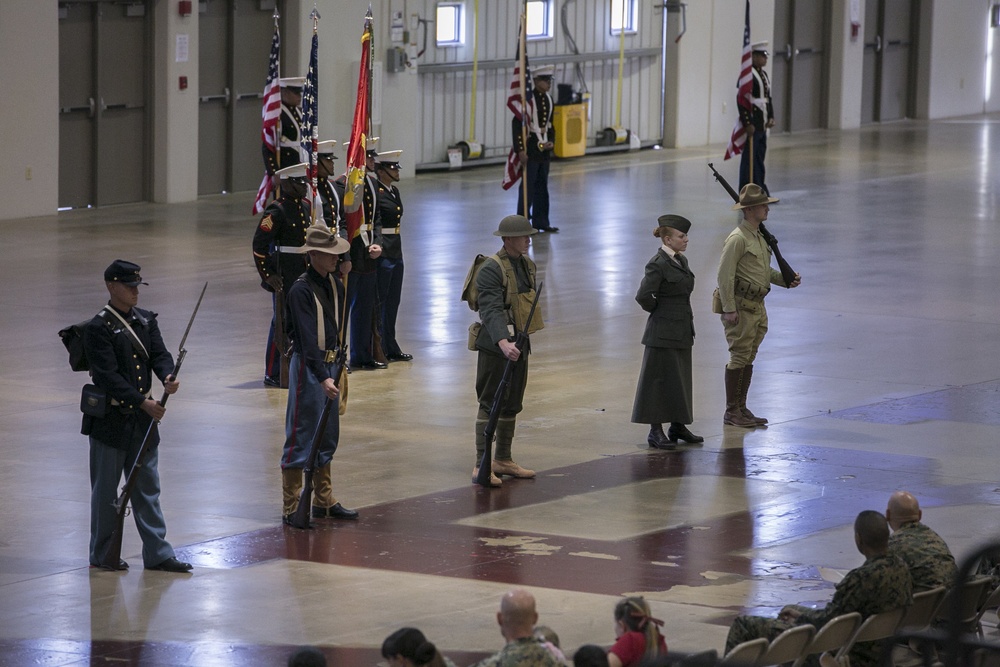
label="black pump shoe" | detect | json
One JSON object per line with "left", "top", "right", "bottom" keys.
{"left": 667, "top": 424, "right": 704, "bottom": 445}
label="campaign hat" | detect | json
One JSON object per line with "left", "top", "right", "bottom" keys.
{"left": 732, "top": 183, "right": 779, "bottom": 210}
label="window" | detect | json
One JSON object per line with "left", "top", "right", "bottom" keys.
{"left": 610, "top": 0, "right": 638, "bottom": 34}
{"left": 436, "top": 2, "right": 464, "bottom": 46}
{"left": 526, "top": 0, "right": 552, "bottom": 40}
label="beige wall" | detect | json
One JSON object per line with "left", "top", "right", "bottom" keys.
{"left": 152, "top": 1, "right": 200, "bottom": 203}
{"left": 0, "top": 1, "right": 58, "bottom": 219}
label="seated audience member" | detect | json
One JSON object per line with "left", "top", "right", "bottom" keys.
{"left": 472, "top": 589, "right": 564, "bottom": 667}
{"left": 725, "top": 510, "right": 913, "bottom": 667}
{"left": 886, "top": 490, "right": 958, "bottom": 590}
{"left": 608, "top": 597, "right": 667, "bottom": 667}
{"left": 288, "top": 646, "right": 326, "bottom": 667}
{"left": 534, "top": 624, "right": 568, "bottom": 663}
{"left": 574, "top": 644, "right": 610, "bottom": 667}
{"left": 381, "top": 627, "right": 455, "bottom": 667}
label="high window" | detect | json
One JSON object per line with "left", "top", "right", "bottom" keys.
{"left": 610, "top": 0, "right": 638, "bottom": 34}
{"left": 526, "top": 0, "right": 553, "bottom": 40}
{"left": 436, "top": 2, "right": 464, "bottom": 46}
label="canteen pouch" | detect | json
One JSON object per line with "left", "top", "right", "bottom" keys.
{"left": 80, "top": 384, "right": 108, "bottom": 418}
{"left": 711, "top": 288, "right": 724, "bottom": 314}
{"left": 467, "top": 322, "right": 482, "bottom": 351}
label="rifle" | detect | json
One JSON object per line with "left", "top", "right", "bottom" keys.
{"left": 475, "top": 281, "right": 543, "bottom": 488}
{"left": 289, "top": 273, "right": 349, "bottom": 529}
{"left": 708, "top": 162, "right": 797, "bottom": 288}
{"left": 98, "top": 282, "right": 207, "bottom": 570}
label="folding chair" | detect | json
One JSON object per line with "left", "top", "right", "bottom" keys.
{"left": 937, "top": 575, "right": 992, "bottom": 634}
{"left": 720, "top": 637, "right": 768, "bottom": 666}
{"left": 898, "top": 586, "right": 947, "bottom": 633}
{"left": 973, "top": 583, "right": 1000, "bottom": 637}
{"left": 756, "top": 624, "right": 816, "bottom": 667}
{"left": 791, "top": 612, "right": 862, "bottom": 667}
{"left": 831, "top": 607, "right": 906, "bottom": 666}
{"left": 679, "top": 648, "right": 719, "bottom": 666}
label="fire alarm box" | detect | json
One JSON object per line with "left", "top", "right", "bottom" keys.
{"left": 178, "top": 1, "right": 192, "bottom": 16}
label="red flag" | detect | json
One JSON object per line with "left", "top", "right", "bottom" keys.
{"left": 343, "top": 10, "right": 373, "bottom": 241}
{"left": 724, "top": 0, "right": 752, "bottom": 161}
{"left": 253, "top": 15, "right": 282, "bottom": 214}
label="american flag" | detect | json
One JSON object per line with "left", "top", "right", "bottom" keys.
{"left": 724, "top": 0, "right": 753, "bottom": 161}
{"left": 252, "top": 15, "right": 281, "bottom": 214}
{"left": 501, "top": 41, "right": 531, "bottom": 191}
{"left": 301, "top": 27, "right": 319, "bottom": 210}
{"left": 344, "top": 9, "right": 374, "bottom": 242}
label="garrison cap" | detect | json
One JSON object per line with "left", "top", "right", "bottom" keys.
{"left": 657, "top": 214, "right": 691, "bottom": 234}
{"left": 104, "top": 259, "right": 148, "bottom": 286}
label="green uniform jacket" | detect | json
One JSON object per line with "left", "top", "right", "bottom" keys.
{"left": 475, "top": 249, "right": 535, "bottom": 356}
{"left": 636, "top": 248, "right": 695, "bottom": 349}
{"left": 716, "top": 221, "right": 784, "bottom": 312}
{"left": 888, "top": 521, "right": 958, "bottom": 591}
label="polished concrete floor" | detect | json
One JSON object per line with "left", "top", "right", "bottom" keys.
{"left": 2, "top": 116, "right": 1000, "bottom": 666}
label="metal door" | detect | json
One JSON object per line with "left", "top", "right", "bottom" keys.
{"left": 199, "top": 0, "right": 231, "bottom": 194}
{"left": 861, "top": 0, "right": 916, "bottom": 123}
{"left": 233, "top": 0, "right": 281, "bottom": 194}
{"left": 771, "top": 0, "right": 829, "bottom": 133}
{"left": 58, "top": 1, "right": 150, "bottom": 209}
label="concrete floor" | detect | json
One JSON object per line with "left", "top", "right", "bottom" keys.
{"left": 1, "top": 115, "right": 999, "bottom": 665}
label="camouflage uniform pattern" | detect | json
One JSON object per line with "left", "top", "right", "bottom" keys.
{"left": 725, "top": 553, "right": 913, "bottom": 667}
{"left": 471, "top": 637, "right": 565, "bottom": 667}
{"left": 889, "top": 521, "right": 958, "bottom": 590}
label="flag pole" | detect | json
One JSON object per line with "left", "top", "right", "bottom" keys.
{"left": 518, "top": 6, "right": 528, "bottom": 215}
{"left": 272, "top": 9, "right": 282, "bottom": 202}
{"left": 308, "top": 6, "right": 320, "bottom": 224}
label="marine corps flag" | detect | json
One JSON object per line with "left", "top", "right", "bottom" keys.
{"left": 343, "top": 8, "right": 374, "bottom": 241}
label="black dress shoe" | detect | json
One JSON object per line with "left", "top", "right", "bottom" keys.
{"left": 387, "top": 352, "right": 413, "bottom": 362}
{"left": 263, "top": 375, "right": 280, "bottom": 387}
{"left": 351, "top": 361, "right": 387, "bottom": 371}
{"left": 327, "top": 502, "right": 359, "bottom": 520}
{"left": 147, "top": 557, "right": 193, "bottom": 573}
{"left": 544, "top": 226, "right": 560, "bottom": 233}
{"left": 668, "top": 424, "right": 704, "bottom": 445}
{"left": 91, "top": 559, "right": 129, "bottom": 570}
{"left": 647, "top": 430, "right": 676, "bottom": 450}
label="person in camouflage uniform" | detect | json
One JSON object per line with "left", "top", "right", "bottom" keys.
{"left": 472, "top": 589, "right": 564, "bottom": 667}
{"left": 886, "top": 490, "right": 958, "bottom": 591}
{"left": 725, "top": 511, "right": 913, "bottom": 667}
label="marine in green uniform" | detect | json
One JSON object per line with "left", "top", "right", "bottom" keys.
{"left": 886, "top": 490, "right": 958, "bottom": 591}
{"left": 724, "top": 511, "right": 912, "bottom": 667}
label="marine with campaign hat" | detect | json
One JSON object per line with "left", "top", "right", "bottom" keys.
{"left": 262, "top": 77, "right": 309, "bottom": 183}
{"left": 715, "top": 184, "right": 800, "bottom": 427}
{"left": 252, "top": 162, "right": 312, "bottom": 386}
{"left": 278, "top": 225, "right": 358, "bottom": 523}
{"left": 738, "top": 42, "right": 775, "bottom": 195}
{"left": 513, "top": 64, "right": 559, "bottom": 233}
{"left": 374, "top": 149, "right": 412, "bottom": 362}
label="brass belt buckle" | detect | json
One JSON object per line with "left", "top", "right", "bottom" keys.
{"left": 324, "top": 349, "right": 336, "bottom": 363}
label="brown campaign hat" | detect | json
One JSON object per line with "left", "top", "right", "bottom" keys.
{"left": 281, "top": 224, "right": 351, "bottom": 256}
{"left": 732, "top": 183, "right": 779, "bottom": 210}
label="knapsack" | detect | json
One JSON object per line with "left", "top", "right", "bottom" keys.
{"left": 460, "top": 254, "right": 495, "bottom": 312}
{"left": 58, "top": 308, "right": 117, "bottom": 372}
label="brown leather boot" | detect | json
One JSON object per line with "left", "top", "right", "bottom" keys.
{"left": 724, "top": 367, "right": 757, "bottom": 427}
{"left": 281, "top": 468, "right": 301, "bottom": 521}
{"left": 740, "top": 364, "right": 768, "bottom": 425}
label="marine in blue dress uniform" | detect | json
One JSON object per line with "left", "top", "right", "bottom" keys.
{"left": 374, "top": 149, "right": 412, "bottom": 362}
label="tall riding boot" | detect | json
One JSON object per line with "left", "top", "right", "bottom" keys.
{"left": 312, "top": 464, "right": 335, "bottom": 513}
{"left": 647, "top": 423, "right": 675, "bottom": 450}
{"left": 724, "top": 367, "right": 757, "bottom": 427}
{"left": 472, "top": 415, "right": 501, "bottom": 487}
{"left": 740, "top": 364, "right": 768, "bottom": 425}
{"left": 493, "top": 418, "right": 535, "bottom": 478}
{"left": 281, "top": 468, "right": 302, "bottom": 522}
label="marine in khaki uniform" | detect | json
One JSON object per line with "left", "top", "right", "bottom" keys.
{"left": 715, "top": 184, "right": 800, "bottom": 427}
